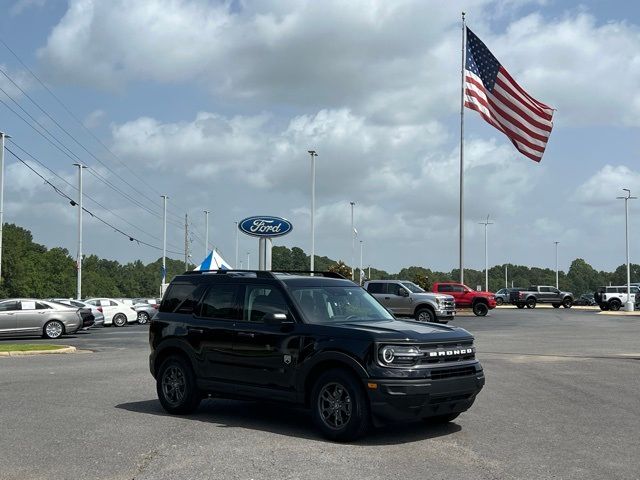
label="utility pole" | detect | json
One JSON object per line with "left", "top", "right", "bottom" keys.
{"left": 73, "top": 163, "right": 87, "bottom": 299}
{"left": 184, "top": 213, "right": 189, "bottom": 270}
{"left": 0, "top": 132, "right": 10, "bottom": 285}
{"left": 554, "top": 241, "right": 559, "bottom": 289}
{"left": 617, "top": 188, "right": 637, "bottom": 311}
{"left": 204, "top": 210, "right": 210, "bottom": 257}
{"left": 350, "top": 201, "right": 356, "bottom": 280}
{"left": 308, "top": 150, "right": 317, "bottom": 271}
{"left": 161, "top": 195, "right": 168, "bottom": 292}
{"left": 479, "top": 215, "right": 493, "bottom": 291}
{"left": 234, "top": 221, "right": 239, "bottom": 268}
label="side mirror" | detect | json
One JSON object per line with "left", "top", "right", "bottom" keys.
{"left": 400, "top": 289, "right": 410, "bottom": 297}
{"left": 264, "top": 312, "right": 294, "bottom": 326}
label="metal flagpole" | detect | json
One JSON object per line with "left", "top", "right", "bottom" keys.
{"left": 161, "top": 195, "right": 168, "bottom": 293}
{"left": 350, "top": 201, "right": 355, "bottom": 280}
{"left": 308, "top": 150, "right": 317, "bottom": 272}
{"left": 204, "top": 210, "right": 210, "bottom": 257}
{"left": 459, "top": 12, "right": 466, "bottom": 284}
{"left": 73, "top": 163, "right": 87, "bottom": 299}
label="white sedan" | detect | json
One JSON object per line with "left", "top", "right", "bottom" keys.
{"left": 84, "top": 298, "right": 138, "bottom": 327}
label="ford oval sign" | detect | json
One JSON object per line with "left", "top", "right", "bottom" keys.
{"left": 239, "top": 216, "right": 293, "bottom": 238}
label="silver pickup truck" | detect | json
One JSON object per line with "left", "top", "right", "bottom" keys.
{"left": 364, "top": 280, "right": 456, "bottom": 323}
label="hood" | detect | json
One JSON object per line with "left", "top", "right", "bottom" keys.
{"left": 328, "top": 319, "right": 473, "bottom": 343}
{"left": 412, "top": 292, "right": 454, "bottom": 301}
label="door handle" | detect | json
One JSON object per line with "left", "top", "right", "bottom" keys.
{"left": 384, "top": 297, "right": 390, "bottom": 300}
{"left": 237, "top": 332, "right": 255, "bottom": 338}
{"left": 187, "top": 327, "right": 204, "bottom": 334}
{"left": 7, "top": 312, "right": 15, "bottom": 315}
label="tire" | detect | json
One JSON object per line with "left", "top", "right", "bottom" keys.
{"left": 552, "top": 303, "right": 560, "bottom": 309}
{"left": 156, "top": 355, "right": 201, "bottom": 415}
{"left": 600, "top": 304, "right": 609, "bottom": 311}
{"left": 43, "top": 320, "right": 64, "bottom": 339}
{"left": 562, "top": 298, "right": 573, "bottom": 309}
{"left": 415, "top": 307, "right": 435, "bottom": 323}
{"left": 424, "top": 412, "right": 461, "bottom": 424}
{"left": 137, "top": 312, "right": 150, "bottom": 325}
{"left": 495, "top": 297, "right": 504, "bottom": 306}
{"left": 112, "top": 313, "right": 127, "bottom": 327}
{"left": 516, "top": 303, "right": 525, "bottom": 309}
{"left": 472, "top": 302, "right": 488, "bottom": 317}
{"left": 526, "top": 298, "right": 537, "bottom": 309}
{"left": 609, "top": 299, "right": 621, "bottom": 311}
{"left": 311, "top": 369, "right": 370, "bottom": 442}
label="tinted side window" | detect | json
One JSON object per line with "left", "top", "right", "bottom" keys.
{"left": 36, "top": 302, "right": 51, "bottom": 310}
{"left": 366, "top": 283, "right": 385, "bottom": 294}
{"left": 386, "top": 283, "right": 403, "bottom": 296}
{"left": 243, "top": 285, "right": 288, "bottom": 322}
{"left": 438, "top": 285, "right": 452, "bottom": 293}
{"left": 161, "top": 283, "right": 200, "bottom": 313}
{"left": 0, "top": 301, "right": 20, "bottom": 311}
{"left": 199, "top": 284, "right": 239, "bottom": 319}
{"left": 451, "top": 285, "right": 465, "bottom": 293}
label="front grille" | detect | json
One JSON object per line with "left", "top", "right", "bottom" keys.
{"left": 442, "top": 300, "right": 455, "bottom": 309}
{"left": 430, "top": 366, "right": 476, "bottom": 380}
{"left": 417, "top": 342, "right": 475, "bottom": 365}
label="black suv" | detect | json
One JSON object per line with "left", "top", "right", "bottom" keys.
{"left": 149, "top": 270, "right": 485, "bottom": 441}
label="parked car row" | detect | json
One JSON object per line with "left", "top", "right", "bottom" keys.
{"left": 0, "top": 296, "right": 160, "bottom": 339}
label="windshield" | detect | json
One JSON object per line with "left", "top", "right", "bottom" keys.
{"left": 289, "top": 286, "right": 394, "bottom": 324}
{"left": 401, "top": 282, "right": 425, "bottom": 293}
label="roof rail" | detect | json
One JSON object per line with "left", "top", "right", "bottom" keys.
{"left": 181, "top": 269, "right": 347, "bottom": 280}
{"left": 270, "top": 270, "right": 347, "bottom": 279}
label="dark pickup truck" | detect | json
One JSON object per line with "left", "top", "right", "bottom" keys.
{"left": 510, "top": 286, "right": 573, "bottom": 309}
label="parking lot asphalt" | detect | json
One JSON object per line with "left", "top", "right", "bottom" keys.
{"left": 1, "top": 309, "right": 639, "bottom": 480}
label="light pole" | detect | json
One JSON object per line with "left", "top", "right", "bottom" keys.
{"left": 234, "top": 221, "right": 239, "bottom": 268}
{"left": 204, "top": 210, "right": 210, "bottom": 257}
{"left": 0, "top": 132, "right": 10, "bottom": 285}
{"left": 247, "top": 251, "right": 250, "bottom": 270}
{"left": 504, "top": 264, "right": 508, "bottom": 289}
{"left": 359, "top": 240, "right": 364, "bottom": 285}
{"left": 161, "top": 195, "right": 168, "bottom": 292}
{"left": 308, "top": 150, "right": 317, "bottom": 271}
{"left": 479, "top": 215, "right": 493, "bottom": 291}
{"left": 72, "top": 163, "right": 87, "bottom": 299}
{"left": 350, "top": 201, "right": 356, "bottom": 280}
{"left": 617, "top": 188, "right": 637, "bottom": 311}
{"left": 554, "top": 241, "right": 559, "bottom": 289}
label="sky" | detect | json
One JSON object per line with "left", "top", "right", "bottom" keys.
{"left": 1, "top": 0, "right": 640, "bottom": 275}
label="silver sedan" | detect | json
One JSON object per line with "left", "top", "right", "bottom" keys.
{"left": 0, "top": 299, "right": 83, "bottom": 339}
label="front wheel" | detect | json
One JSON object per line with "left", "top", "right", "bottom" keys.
{"left": 157, "top": 356, "right": 201, "bottom": 414}
{"left": 562, "top": 298, "right": 573, "bottom": 308}
{"left": 311, "top": 369, "right": 370, "bottom": 442}
{"left": 43, "top": 320, "right": 64, "bottom": 339}
{"left": 472, "top": 302, "right": 488, "bottom": 316}
{"left": 609, "top": 299, "right": 621, "bottom": 311}
{"left": 495, "top": 297, "right": 504, "bottom": 306}
{"left": 415, "top": 307, "right": 435, "bottom": 323}
{"left": 112, "top": 313, "right": 127, "bottom": 327}
{"left": 137, "top": 312, "right": 150, "bottom": 325}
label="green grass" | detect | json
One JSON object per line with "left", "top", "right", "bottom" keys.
{"left": 0, "top": 344, "right": 66, "bottom": 352}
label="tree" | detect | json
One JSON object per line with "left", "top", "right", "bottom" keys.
{"left": 328, "top": 261, "right": 351, "bottom": 278}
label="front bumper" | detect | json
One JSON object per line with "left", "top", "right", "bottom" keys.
{"left": 435, "top": 308, "right": 456, "bottom": 320}
{"left": 366, "top": 365, "right": 485, "bottom": 424}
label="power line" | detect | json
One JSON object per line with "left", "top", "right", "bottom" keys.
{"left": 4, "top": 145, "right": 183, "bottom": 255}
{"left": 0, "top": 38, "right": 189, "bottom": 221}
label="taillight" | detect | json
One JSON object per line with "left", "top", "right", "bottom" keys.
{"left": 97, "top": 307, "right": 103, "bottom": 313}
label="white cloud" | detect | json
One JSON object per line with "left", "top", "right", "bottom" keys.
{"left": 83, "top": 109, "right": 105, "bottom": 129}
{"left": 10, "top": 0, "right": 47, "bottom": 16}
{"left": 572, "top": 165, "right": 640, "bottom": 208}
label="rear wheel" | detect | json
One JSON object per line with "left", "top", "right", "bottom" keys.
{"left": 415, "top": 307, "right": 435, "bottom": 323}
{"left": 495, "top": 297, "right": 504, "bottom": 306}
{"left": 113, "top": 313, "right": 127, "bottom": 327}
{"left": 311, "top": 369, "right": 370, "bottom": 442}
{"left": 526, "top": 298, "right": 537, "bottom": 309}
{"left": 43, "top": 320, "right": 64, "bottom": 339}
{"left": 516, "top": 303, "right": 525, "bottom": 309}
{"left": 552, "top": 303, "right": 560, "bottom": 309}
{"left": 472, "top": 302, "right": 488, "bottom": 316}
{"left": 137, "top": 312, "right": 150, "bottom": 325}
{"left": 157, "top": 355, "right": 201, "bottom": 414}
{"left": 609, "top": 299, "right": 621, "bottom": 311}
{"left": 600, "top": 304, "right": 609, "bottom": 311}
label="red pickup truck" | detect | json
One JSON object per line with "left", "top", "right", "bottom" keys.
{"left": 431, "top": 282, "right": 497, "bottom": 316}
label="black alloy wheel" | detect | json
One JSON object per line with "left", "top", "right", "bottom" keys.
{"left": 526, "top": 298, "right": 537, "bottom": 309}
{"left": 311, "top": 369, "right": 369, "bottom": 442}
{"left": 415, "top": 307, "right": 435, "bottom": 323}
{"left": 157, "top": 356, "right": 201, "bottom": 414}
{"left": 552, "top": 303, "right": 560, "bottom": 308}
{"left": 112, "top": 314, "right": 127, "bottom": 327}
{"left": 609, "top": 299, "right": 621, "bottom": 311}
{"left": 137, "top": 311, "right": 150, "bottom": 324}
{"left": 562, "top": 298, "right": 573, "bottom": 308}
{"left": 473, "top": 302, "right": 489, "bottom": 316}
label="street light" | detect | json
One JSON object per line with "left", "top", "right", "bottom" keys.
{"left": 359, "top": 240, "right": 364, "bottom": 286}
{"left": 308, "top": 150, "right": 318, "bottom": 272}
{"left": 554, "top": 241, "right": 559, "bottom": 289}
{"left": 350, "top": 201, "right": 356, "bottom": 280}
{"left": 161, "top": 195, "right": 169, "bottom": 293}
{"left": 478, "top": 215, "right": 493, "bottom": 291}
{"left": 617, "top": 188, "right": 637, "bottom": 311}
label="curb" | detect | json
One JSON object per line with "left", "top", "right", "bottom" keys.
{"left": 597, "top": 311, "right": 640, "bottom": 317}
{"left": 0, "top": 346, "right": 77, "bottom": 357}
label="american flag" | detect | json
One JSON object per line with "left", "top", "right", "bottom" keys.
{"left": 464, "top": 27, "right": 554, "bottom": 162}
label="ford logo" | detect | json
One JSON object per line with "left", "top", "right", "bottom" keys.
{"left": 238, "top": 216, "right": 293, "bottom": 238}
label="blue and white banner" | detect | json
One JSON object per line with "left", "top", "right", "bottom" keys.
{"left": 194, "top": 250, "right": 232, "bottom": 271}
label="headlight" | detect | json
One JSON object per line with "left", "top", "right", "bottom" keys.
{"left": 378, "top": 345, "right": 422, "bottom": 366}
